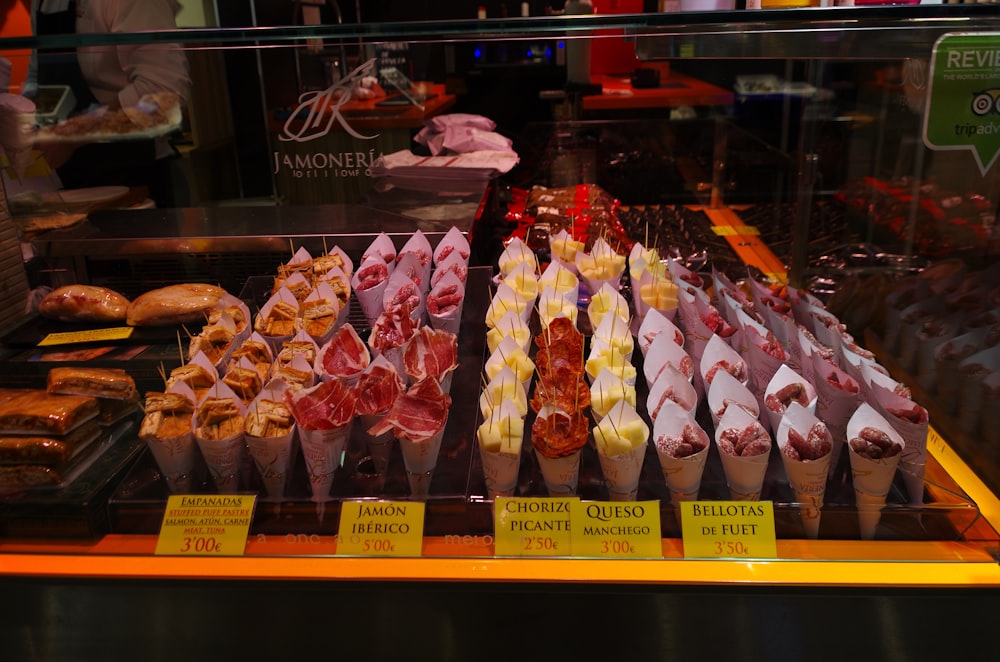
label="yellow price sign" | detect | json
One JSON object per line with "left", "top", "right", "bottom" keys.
{"left": 494, "top": 497, "right": 577, "bottom": 557}
{"left": 154, "top": 494, "right": 256, "bottom": 556}
{"left": 38, "top": 326, "right": 134, "bottom": 346}
{"left": 568, "top": 501, "right": 662, "bottom": 558}
{"left": 337, "top": 500, "right": 425, "bottom": 557}
{"left": 680, "top": 501, "right": 777, "bottom": 559}
{"left": 711, "top": 225, "right": 760, "bottom": 237}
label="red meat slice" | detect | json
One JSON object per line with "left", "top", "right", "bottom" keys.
{"left": 371, "top": 304, "right": 417, "bottom": 353}
{"left": 321, "top": 324, "right": 370, "bottom": 379}
{"left": 403, "top": 326, "right": 458, "bottom": 383}
{"left": 368, "top": 378, "right": 451, "bottom": 442}
{"left": 285, "top": 379, "right": 357, "bottom": 429}
{"left": 355, "top": 362, "right": 404, "bottom": 416}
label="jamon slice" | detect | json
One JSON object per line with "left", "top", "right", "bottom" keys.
{"left": 370, "top": 304, "right": 417, "bottom": 353}
{"left": 320, "top": 324, "right": 370, "bottom": 379}
{"left": 367, "top": 378, "right": 451, "bottom": 442}
{"left": 355, "top": 361, "right": 405, "bottom": 416}
{"left": 285, "top": 379, "right": 357, "bottom": 430}
{"left": 403, "top": 327, "right": 458, "bottom": 383}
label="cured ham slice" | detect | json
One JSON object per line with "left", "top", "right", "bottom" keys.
{"left": 285, "top": 379, "right": 356, "bottom": 430}
{"left": 402, "top": 327, "right": 458, "bottom": 383}
{"left": 368, "top": 378, "right": 451, "bottom": 442}
{"left": 319, "top": 324, "right": 370, "bottom": 380}
{"left": 355, "top": 360, "right": 405, "bottom": 416}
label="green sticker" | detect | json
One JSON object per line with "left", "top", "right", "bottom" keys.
{"left": 923, "top": 33, "right": 1000, "bottom": 174}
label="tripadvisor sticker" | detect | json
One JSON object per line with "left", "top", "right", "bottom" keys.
{"left": 923, "top": 32, "right": 1000, "bottom": 175}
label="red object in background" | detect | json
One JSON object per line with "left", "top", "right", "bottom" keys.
{"left": 590, "top": 0, "right": 643, "bottom": 77}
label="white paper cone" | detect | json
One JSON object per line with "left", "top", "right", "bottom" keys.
{"left": 195, "top": 432, "right": 246, "bottom": 493}
{"left": 298, "top": 424, "right": 351, "bottom": 502}
{"left": 811, "top": 352, "right": 861, "bottom": 478}
{"left": 480, "top": 448, "right": 521, "bottom": 499}
{"left": 146, "top": 433, "right": 199, "bottom": 494}
{"left": 854, "top": 488, "right": 888, "bottom": 541}
{"left": 359, "top": 413, "right": 394, "bottom": 474}
{"left": 598, "top": 443, "right": 646, "bottom": 501}
{"left": 246, "top": 433, "right": 295, "bottom": 501}
{"left": 718, "top": 451, "right": 769, "bottom": 501}
{"left": 399, "top": 427, "right": 445, "bottom": 475}
{"left": 656, "top": 443, "right": 709, "bottom": 503}
{"left": 534, "top": 449, "right": 581, "bottom": 496}
{"left": 781, "top": 454, "right": 831, "bottom": 539}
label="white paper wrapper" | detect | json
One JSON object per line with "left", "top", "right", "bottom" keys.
{"left": 868, "top": 382, "right": 929, "bottom": 505}
{"left": 643, "top": 331, "right": 695, "bottom": 390}
{"left": 762, "top": 364, "right": 817, "bottom": 435}
{"left": 397, "top": 229, "right": 434, "bottom": 289}
{"left": 498, "top": 236, "right": 537, "bottom": 278}
{"left": 352, "top": 255, "right": 392, "bottom": 327}
{"left": 598, "top": 443, "right": 646, "bottom": 501}
{"left": 666, "top": 258, "right": 706, "bottom": 294}
{"left": 400, "top": 426, "right": 446, "bottom": 498}
{"left": 384, "top": 254, "right": 427, "bottom": 323}
{"left": 678, "top": 297, "right": 723, "bottom": 381}
{"left": 298, "top": 422, "right": 351, "bottom": 502}
{"left": 502, "top": 260, "right": 540, "bottom": 310}
{"left": 431, "top": 250, "right": 469, "bottom": 290}
{"left": 716, "top": 286, "right": 749, "bottom": 331}
{"left": 534, "top": 449, "right": 581, "bottom": 497}
{"left": 485, "top": 282, "right": 531, "bottom": 328}
{"left": 362, "top": 231, "right": 397, "bottom": 265}
{"left": 593, "top": 401, "right": 648, "bottom": 501}
{"left": 587, "top": 282, "right": 629, "bottom": 335}
{"left": 485, "top": 335, "right": 535, "bottom": 391}
{"left": 486, "top": 309, "right": 532, "bottom": 354}
{"left": 537, "top": 287, "right": 579, "bottom": 330}
{"left": 700, "top": 334, "right": 749, "bottom": 391}
{"left": 193, "top": 382, "right": 248, "bottom": 493}
{"left": 593, "top": 311, "right": 634, "bottom": 361}
{"left": 590, "top": 368, "right": 637, "bottom": 421}
{"left": 479, "top": 366, "right": 528, "bottom": 419}
{"left": 253, "top": 287, "right": 300, "bottom": 355}
{"left": 146, "top": 432, "right": 200, "bottom": 494}
{"left": 786, "top": 285, "right": 826, "bottom": 332}
{"left": 585, "top": 339, "right": 636, "bottom": 387}
{"left": 633, "top": 271, "right": 680, "bottom": 324}
{"left": 313, "top": 267, "right": 352, "bottom": 328}
{"left": 776, "top": 403, "right": 833, "bottom": 539}
{"left": 653, "top": 399, "right": 710, "bottom": 503}
{"left": 637, "top": 308, "right": 684, "bottom": 359}
{"left": 811, "top": 351, "right": 862, "bottom": 478}
{"left": 647, "top": 364, "right": 698, "bottom": 419}
{"left": 707, "top": 368, "right": 759, "bottom": 430}
{"left": 427, "top": 271, "right": 466, "bottom": 336}
{"left": 538, "top": 260, "right": 580, "bottom": 304}
{"left": 477, "top": 400, "right": 524, "bottom": 499}
{"left": 167, "top": 351, "right": 219, "bottom": 400}
{"left": 433, "top": 226, "right": 471, "bottom": 267}
{"left": 576, "top": 237, "right": 626, "bottom": 297}
{"left": 847, "top": 403, "right": 905, "bottom": 540}
{"left": 715, "top": 404, "right": 771, "bottom": 501}
{"left": 549, "top": 230, "right": 584, "bottom": 274}
{"left": 246, "top": 432, "right": 295, "bottom": 502}
{"left": 743, "top": 326, "right": 786, "bottom": 402}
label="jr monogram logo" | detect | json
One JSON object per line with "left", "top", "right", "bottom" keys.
{"left": 279, "top": 58, "right": 380, "bottom": 143}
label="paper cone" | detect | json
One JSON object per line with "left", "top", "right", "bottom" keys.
{"left": 246, "top": 433, "right": 295, "bottom": 501}
{"left": 538, "top": 260, "right": 580, "bottom": 305}
{"left": 195, "top": 433, "right": 246, "bottom": 493}
{"left": 637, "top": 308, "right": 684, "bottom": 359}
{"left": 854, "top": 487, "right": 888, "bottom": 541}
{"left": 811, "top": 351, "right": 861, "bottom": 479}
{"left": 652, "top": 399, "right": 710, "bottom": 503}
{"left": 498, "top": 236, "right": 536, "bottom": 278}
{"left": 778, "top": 444, "right": 831, "bottom": 540}
{"left": 362, "top": 231, "right": 397, "bottom": 264}
{"left": 433, "top": 225, "right": 471, "bottom": 266}
{"left": 427, "top": 272, "right": 465, "bottom": 336}
{"left": 598, "top": 443, "right": 646, "bottom": 501}
{"left": 656, "top": 443, "right": 709, "bottom": 503}
{"left": 534, "top": 449, "right": 581, "bottom": 496}
{"left": 868, "top": 382, "right": 928, "bottom": 505}
{"left": 480, "top": 448, "right": 521, "bottom": 499}
{"left": 647, "top": 364, "right": 698, "bottom": 420}
{"left": 298, "top": 424, "right": 351, "bottom": 502}
{"left": 707, "top": 368, "right": 759, "bottom": 430}
{"left": 718, "top": 450, "right": 769, "bottom": 501}
{"left": 352, "top": 256, "right": 391, "bottom": 327}
{"left": 847, "top": 404, "right": 905, "bottom": 540}
{"left": 146, "top": 433, "right": 199, "bottom": 494}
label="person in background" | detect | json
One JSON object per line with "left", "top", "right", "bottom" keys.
{"left": 28, "top": 0, "right": 191, "bottom": 206}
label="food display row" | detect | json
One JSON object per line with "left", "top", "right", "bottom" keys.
{"left": 2, "top": 181, "right": 994, "bottom": 547}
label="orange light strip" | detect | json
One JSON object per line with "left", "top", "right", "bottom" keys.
{"left": 701, "top": 207, "right": 788, "bottom": 283}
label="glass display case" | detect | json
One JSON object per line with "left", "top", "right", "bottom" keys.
{"left": 1, "top": 7, "right": 1000, "bottom": 647}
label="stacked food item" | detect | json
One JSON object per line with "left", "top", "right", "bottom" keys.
{"left": 0, "top": 367, "right": 138, "bottom": 492}
{"left": 483, "top": 228, "right": 931, "bottom": 540}
{"left": 138, "top": 230, "right": 467, "bottom": 500}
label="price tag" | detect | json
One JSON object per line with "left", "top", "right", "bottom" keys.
{"left": 38, "top": 327, "right": 134, "bottom": 346}
{"left": 568, "top": 501, "right": 662, "bottom": 558}
{"left": 494, "top": 497, "right": 576, "bottom": 557}
{"left": 337, "top": 500, "right": 424, "bottom": 557}
{"left": 154, "top": 494, "right": 256, "bottom": 556}
{"left": 711, "top": 225, "right": 760, "bottom": 237}
{"left": 680, "top": 501, "right": 777, "bottom": 559}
